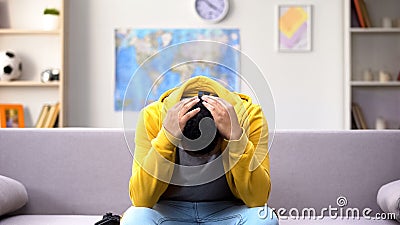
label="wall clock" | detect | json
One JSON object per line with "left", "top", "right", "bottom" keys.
{"left": 194, "top": 0, "right": 230, "bottom": 23}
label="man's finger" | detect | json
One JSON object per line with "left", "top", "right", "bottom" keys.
{"left": 173, "top": 97, "right": 191, "bottom": 110}
{"left": 180, "top": 97, "right": 200, "bottom": 115}
{"left": 202, "top": 101, "right": 217, "bottom": 118}
{"left": 179, "top": 96, "right": 196, "bottom": 105}
{"left": 181, "top": 107, "right": 200, "bottom": 125}
{"left": 201, "top": 95, "right": 222, "bottom": 105}
{"left": 202, "top": 96, "right": 226, "bottom": 112}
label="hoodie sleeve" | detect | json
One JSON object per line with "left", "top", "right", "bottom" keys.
{"left": 128, "top": 104, "right": 177, "bottom": 208}
{"left": 224, "top": 104, "right": 271, "bottom": 207}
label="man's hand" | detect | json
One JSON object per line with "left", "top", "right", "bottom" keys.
{"left": 201, "top": 95, "right": 242, "bottom": 140}
{"left": 163, "top": 96, "right": 201, "bottom": 139}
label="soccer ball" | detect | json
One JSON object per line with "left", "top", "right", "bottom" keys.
{"left": 0, "top": 51, "right": 22, "bottom": 81}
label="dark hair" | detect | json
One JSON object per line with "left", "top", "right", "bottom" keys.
{"left": 181, "top": 98, "right": 220, "bottom": 155}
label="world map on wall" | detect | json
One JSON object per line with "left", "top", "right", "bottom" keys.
{"left": 114, "top": 29, "right": 241, "bottom": 111}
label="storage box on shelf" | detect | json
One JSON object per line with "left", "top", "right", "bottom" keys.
{"left": 0, "top": 0, "right": 66, "bottom": 127}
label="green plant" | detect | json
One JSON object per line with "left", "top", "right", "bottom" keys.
{"left": 43, "top": 8, "right": 60, "bottom": 16}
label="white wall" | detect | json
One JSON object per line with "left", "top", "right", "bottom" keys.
{"left": 68, "top": 0, "right": 344, "bottom": 129}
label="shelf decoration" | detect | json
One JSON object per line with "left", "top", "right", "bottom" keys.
{"left": 382, "top": 17, "right": 392, "bottom": 28}
{"left": 42, "top": 7, "right": 60, "bottom": 30}
{"left": 363, "top": 69, "right": 373, "bottom": 81}
{"left": 379, "top": 71, "right": 392, "bottom": 82}
{"left": 0, "top": 104, "right": 25, "bottom": 128}
{"left": 277, "top": 4, "right": 312, "bottom": 52}
{"left": 41, "top": 68, "right": 60, "bottom": 83}
{"left": 0, "top": 51, "right": 22, "bottom": 81}
{"left": 375, "top": 117, "right": 386, "bottom": 130}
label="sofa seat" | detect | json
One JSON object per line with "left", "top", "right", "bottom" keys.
{"left": 280, "top": 217, "right": 398, "bottom": 225}
{"left": 0, "top": 215, "right": 102, "bottom": 225}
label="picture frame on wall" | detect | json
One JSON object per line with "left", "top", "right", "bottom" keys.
{"left": 0, "top": 104, "right": 25, "bottom": 128}
{"left": 277, "top": 4, "right": 312, "bottom": 52}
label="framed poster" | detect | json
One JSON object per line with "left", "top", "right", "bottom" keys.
{"left": 277, "top": 5, "right": 312, "bottom": 52}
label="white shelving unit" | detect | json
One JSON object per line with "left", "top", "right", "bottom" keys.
{"left": 345, "top": 0, "right": 400, "bottom": 130}
{"left": 0, "top": 0, "right": 67, "bottom": 127}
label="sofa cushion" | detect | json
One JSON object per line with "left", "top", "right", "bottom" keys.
{"left": 0, "top": 175, "right": 28, "bottom": 216}
{"left": 0, "top": 215, "right": 102, "bottom": 225}
{"left": 378, "top": 180, "right": 400, "bottom": 222}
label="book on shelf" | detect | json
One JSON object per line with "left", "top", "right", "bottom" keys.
{"left": 35, "top": 103, "right": 60, "bottom": 128}
{"left": 351, "top": 110, "right": 358, "bottom": 129}
{"left": 353, "top": 0, "right": 366, "bottom": 28}
{"left": 44, "top": 103, "right": 60, "bottom": 128}
{"left": 353, "top": 0, "right": 372, "bottom": 28}
{"left": 35, "top": 104, "right": 51, "bottom": 128}
{"left": 359, "top": 0, "right": 372, "bottom": 27}
{"left": 351, "top": 103, "right": 368, "bottom": 129}
{"left": 351, "top": 0, "right": 360, "bottom": 27}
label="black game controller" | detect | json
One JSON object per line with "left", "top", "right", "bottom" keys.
{"left": 95, "top": 212, "right": 120, "bottom": 225}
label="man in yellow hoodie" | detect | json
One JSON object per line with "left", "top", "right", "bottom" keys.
{"left": 122, "top": 76, "right": 278, "bottom": 225}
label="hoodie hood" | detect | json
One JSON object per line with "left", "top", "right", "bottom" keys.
{"left": 159, "top": 76, "right": 253, "bottom": 127}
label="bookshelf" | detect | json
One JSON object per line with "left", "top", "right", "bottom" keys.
{"left": 345, "top": 0, "right": 400, "bottom": 130}
{"left": 0, "top": 0, "right": 67, "bottom": 128}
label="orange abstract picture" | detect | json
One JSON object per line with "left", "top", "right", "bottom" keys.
{"left": 278, "top": 5, "right": 312, "bottom": 52}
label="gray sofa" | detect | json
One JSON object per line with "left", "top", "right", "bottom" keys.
{"left": 0, "top": 128, "right": 399, "bottom": 225}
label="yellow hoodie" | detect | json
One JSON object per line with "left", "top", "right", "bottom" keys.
{"left": 129, "top": 76, "right": 270, "bottom": 208}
